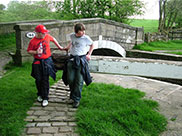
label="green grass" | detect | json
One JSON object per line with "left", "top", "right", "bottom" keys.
{"left": 0, "top": 33, "right": 16, "bottom": 52}
{"left": 133, "top": 40, "right": 182, "bottom": 52}
{"left": 129, "top": 19, "right": 158, "bottom": 33}
{"left": 76, "top": 83, "right": 167, "bottom": 136}
{"left": 0, "top": 62, "right": 62, "bottom": 136}
{"left": 165, "top": 51, "right": 182, "bottom": 55}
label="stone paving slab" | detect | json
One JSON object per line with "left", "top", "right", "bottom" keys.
{"left": 22, "top": 80, "right": 79, "bottom": 136}
{"left": 91, "top": 73, "right": 182, "bottom": 136}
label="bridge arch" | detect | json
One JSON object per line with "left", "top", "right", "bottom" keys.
{"left": 92, "top": 40, "right": 126, "bottom": 58}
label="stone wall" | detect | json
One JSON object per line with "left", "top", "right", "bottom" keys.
{"left": 13, "top": 18, "right": 144, "bottom": 65}
{"left": 0, "top": 19, "right": 57, "bottom": 34}
{"left": 169, "top": 30, "right": 182, "bottom": 40}
{"left": 144, "top": 30, "right": 182, "bottom": 43}
{"left": 144, "top": 32, "right": 168, "bottom": 43}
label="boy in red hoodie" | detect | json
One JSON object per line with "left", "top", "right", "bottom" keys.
{"left": 27, "top": 24, "right": 63, "bottom": 107}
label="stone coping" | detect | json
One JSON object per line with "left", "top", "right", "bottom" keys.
{"left": 14, "top": 18, "right": 143, "bottom": 31}
{"left": 126, "top": 49, "right": 182, "bottom": 61}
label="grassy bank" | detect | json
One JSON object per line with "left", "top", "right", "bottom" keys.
{"left": 0, "top": 33, "right": 16, "bottom": 52}
{"left": 76, "top": 83, "right": 167, "bottom": 136}
{"left": 129, "top": 19, "right": 158, "bottom": 33}
{"left": 133, "top": 40, "right": 182, "bottom": 53}
{"left": 0, "top": 62, "right": 62, "bottom": 136}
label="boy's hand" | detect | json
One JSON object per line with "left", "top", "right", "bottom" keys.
{"left": 59, "top": 47, "right": 64, "bottom": 50}
{"left": 63, "top": 47, "right": 69, "bottom": 51}
{"left": 37, "top": 48, "right": 43, "bottom": 55}
{"left": 86, "top": 54, "right": 91, "bottom": 61}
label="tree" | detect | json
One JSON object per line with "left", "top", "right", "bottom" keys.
{"left": 175, "top": 10, "right": 182, "bottom": 28}
{"left": 0, "top": 4, "right": 5, "bottom": 11}
{"left": 110, "top": 0, "right": 144, "bottom": 22}
{"left": 172, "top": 1, "right": 182, "bottom": 28}
{"left": 0, "top": 0, "right": 145, "bottom": 24}
{"left": 158, "top": 0, "right": 182, "bottom": 33}
{"left": 0, "top": 4, "right": 6, "bottom": 21}
{"left": 0, "top": 1, "right": 60, "bottom": 22}
{"left": 54, "top": 0, "right": 144, "bottom": 23}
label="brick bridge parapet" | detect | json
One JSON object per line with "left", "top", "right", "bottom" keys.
{"left": 13, "top": 18, "right": 144, "bottom": 65}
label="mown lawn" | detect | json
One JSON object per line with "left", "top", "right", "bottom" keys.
{"left": 129, "top": 19, "right": 158, "bottom": 33}
{"left": 76, "top": 83, "right": 167, "bottom": 136}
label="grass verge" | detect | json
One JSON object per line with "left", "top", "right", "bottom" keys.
{"left": 76, "top": 83, "right": 167, "bottom": 136}
{"left": 0, "top": 62, "right": 62, "bottom": 136}
{"left": 0, "top": 33, "right": 16, "bottom": 52}
{"left": 133, "top": 40, "right": 182, "bottom": 53}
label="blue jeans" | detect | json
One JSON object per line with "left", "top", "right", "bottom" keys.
{"left": 67, "top": 61, "right": 83, "bottom": 102}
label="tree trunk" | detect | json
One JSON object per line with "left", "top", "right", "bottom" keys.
{"left": 169, "top": 12, "right": 178, "bottom": 31}
{"left": 158, "top": 0, "right": 163, "bottom": 32}
{"left": 158, "top": 0, "right": 166, "bottom": 33}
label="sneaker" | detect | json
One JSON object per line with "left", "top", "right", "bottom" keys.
{"left": 73, "top": 101, "right": 80, "bottom": 108}
{"left": 42, "top": 100, "right": 48, "bottom": 107}
{"left": 37, "top": 96, "right": 43, "bottom": 102}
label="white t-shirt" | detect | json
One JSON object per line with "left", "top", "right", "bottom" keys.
{"left": 69, "top": 33, "right": 93, "bottom": 56}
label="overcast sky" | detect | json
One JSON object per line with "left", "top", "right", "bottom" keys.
{"left": 135, "top": 0, "right": 159, "bottom": 20}
{"left": 0, "top": 0, "right": 9, "bottom": 7}
{"left": 0, "top": 0, "right": 159, "bottom": 20}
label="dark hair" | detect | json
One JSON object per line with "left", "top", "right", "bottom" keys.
{"left": 74, "top": 23, "right": 85, "bottom": 33}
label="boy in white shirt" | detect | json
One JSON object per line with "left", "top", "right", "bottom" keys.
{"left": 63, "top": 23, "right": 94, "bottom": 108}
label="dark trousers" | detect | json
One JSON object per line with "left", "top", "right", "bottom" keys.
{"left": 67, "top": 61, "right": 83, "bottom": 102}
{"left": 31, "top": 57, "right": 56, "bottom": 101}
{"left": 35, "top": 76, "right": 49, "bottom": 100}
{"left": 33, "top": 64, "right": 50, "bottom": 100}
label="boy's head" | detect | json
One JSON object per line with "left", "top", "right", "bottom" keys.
{"left": 35, "top": 24, "right": 49, "bottom": 39}
{"left": 35, "top": 24, "right": 49, "bottom": 34}
{"left": 74, "top": 23, "right": 85, "bottom": 34}
{"left": 74, "top": 23, "right": 85, "bottom": 37}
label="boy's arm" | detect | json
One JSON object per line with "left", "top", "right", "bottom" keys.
{"left": 63, "top": 41, "right": 72, "bottom": 51}
{"left": 27, "top": 50, "right": 38, "bottom": 55}
{"left": 52, "top": 38, "right": 64, "bottom": 50}
{"left": 28, "top": 48, "right": 43, "bottom": 56}
{"left": 27, "top": 42, "right": 39, "bottom": 55}
{"left": 86, "top": 44, "right": 94, "bottom": 61}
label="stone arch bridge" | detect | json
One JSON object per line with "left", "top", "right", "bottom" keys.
{"left": 13, "top": 18, "right": 144, "bottom": 65}
{"left": 11, "top": 18, "right": 182, "bottom": 85}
